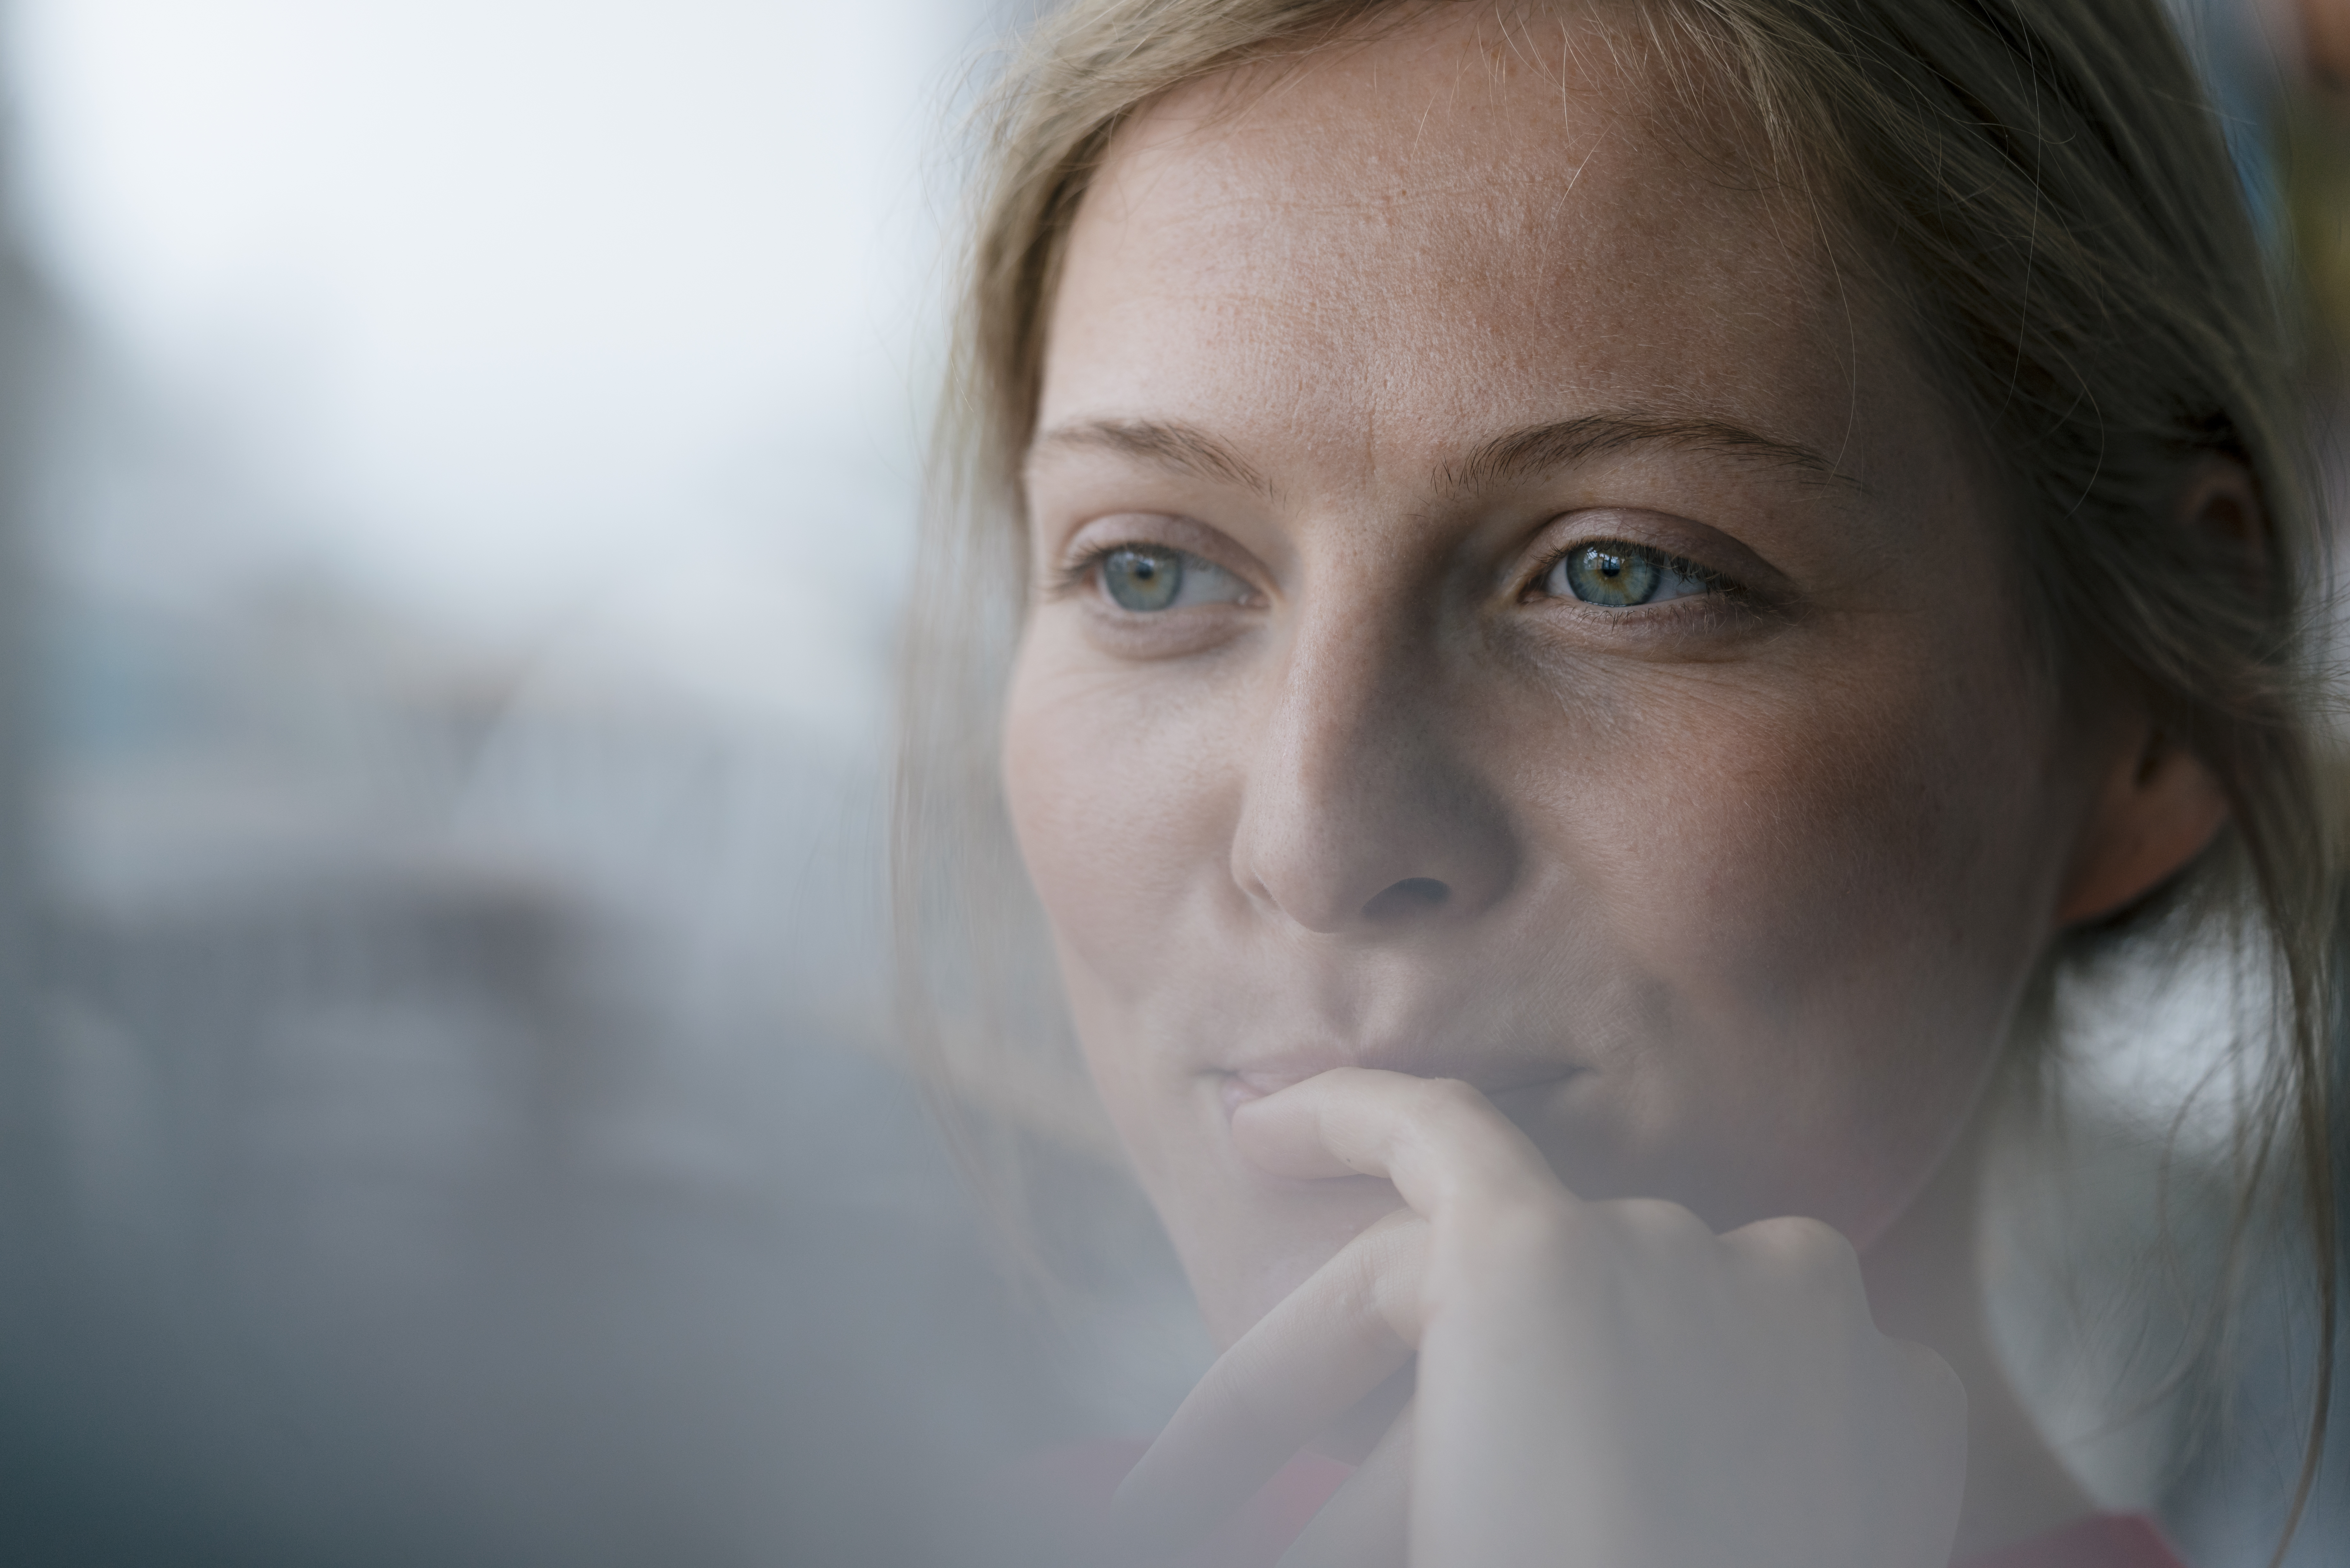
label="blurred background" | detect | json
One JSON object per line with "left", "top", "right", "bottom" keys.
{"left": 0, "top": 3, "right": 1207, "bottom": 1564}
{"left": 0, "top": 1, "right": 2335, "bottom": 1565}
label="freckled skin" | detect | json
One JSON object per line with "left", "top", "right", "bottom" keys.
{"left": 1002, "top": 11, "right": 2089, "bottom": 1352}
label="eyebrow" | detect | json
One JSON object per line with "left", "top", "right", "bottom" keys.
{"left": 1028, "top": 409, "right": 1859, "bottom": 501}
{"left": 1442, "top": 413, "right": 1861, "bottom": 499}
{"left": 1029, "top": 417, "right": 1273, "bottom": 496}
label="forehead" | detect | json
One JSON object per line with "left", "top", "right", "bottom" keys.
{"left": 1040, "top": 6, "right": 1887, "bottom": 487}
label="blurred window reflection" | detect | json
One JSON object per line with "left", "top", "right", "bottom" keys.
{"left": 0, "top": 4, "right": 1207, "bottom": 1564}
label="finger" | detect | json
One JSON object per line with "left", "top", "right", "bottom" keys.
{"left": 1231, "top": 1068, "right": 1565, "bottom": 1222}
{"left": 1313, "top": 1360, "right": 1414, "bottom": 1467}
{"left": 1719, "top": 1215, "right": 1873, "bottom": 1334}
{"left": 1277, "top": 1400, "right": 1412, "bottom": 1568}
{"left": 1863, "top": 1336, "right": 1969, "bottom": 1568}
{"left": 1113, "top": 1210, "right": 1425, "bottom": 1554}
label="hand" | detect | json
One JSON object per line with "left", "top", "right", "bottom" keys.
{"left": 1114, "top": 1068, "right": 1967, "bottom": 1568}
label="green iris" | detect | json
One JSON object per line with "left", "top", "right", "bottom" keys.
{"left": 1562, "top": 543, "right": 1661, "bottom": 607}
{"left": 1104, "top": 547, "right": 1185, "bottom": 611}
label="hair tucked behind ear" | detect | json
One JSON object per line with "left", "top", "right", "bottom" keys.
{"left": 1654, "top": 1, "right": 2325, "bottom": 922}
{"left": 1654, "top": 0, "right": 2338, "bottom": 1541}
{"left": 895, "top": 0, "right": 2341, "bottom": 1540}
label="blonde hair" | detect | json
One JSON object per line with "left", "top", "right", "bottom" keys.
{"left": 894, "top": 0, "right": 2339, "bottom": 1536}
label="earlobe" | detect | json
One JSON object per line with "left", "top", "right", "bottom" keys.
{"left": 2056, "top": 727, "right": 2229, "bottom": 925}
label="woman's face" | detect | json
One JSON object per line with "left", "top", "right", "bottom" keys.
{"left": 1003, "top": 12, "right": 2096, "bottom": 1346}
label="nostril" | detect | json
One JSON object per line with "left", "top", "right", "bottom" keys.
{"left": 1361, "top": 876, "right": 1450, "bottom": 922}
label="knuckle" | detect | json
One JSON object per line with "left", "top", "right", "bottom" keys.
{"left": 1735, "top": 1213, "right": 1861, "bottom": 1277}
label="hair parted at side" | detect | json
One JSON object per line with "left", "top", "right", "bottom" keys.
{"left": 894, "top": 0, "right": 2340, "bottom": 1540}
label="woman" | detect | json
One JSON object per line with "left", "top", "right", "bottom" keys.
{"left": 895, "top": 1, "right": 2340, "bottom": 1563}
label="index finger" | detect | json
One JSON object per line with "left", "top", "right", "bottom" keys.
{"left": 1112, "top": 1208, "right": 1423, "bottom": 1554}
{"left": 1229, "top": 1068, "right": 1567, "bottom": 1223}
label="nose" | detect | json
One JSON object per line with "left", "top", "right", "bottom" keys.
{"left": 1228, "top": 599, "right": 1519, "bottom": 936}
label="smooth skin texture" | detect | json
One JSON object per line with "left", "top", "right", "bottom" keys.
{"left": 999, "top": 6, "right": 2234, "bottom": 1563}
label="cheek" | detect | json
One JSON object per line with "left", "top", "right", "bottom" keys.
{"left": 1001, "top": 633, "right": 1235, "bottom": 985}
{"left": 1527, "top": 633, "right": 2065, "bottom": 1236}
{"left": 1614, "top": 681, "right": 2033, "bottom": 979}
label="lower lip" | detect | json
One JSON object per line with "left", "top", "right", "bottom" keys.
{"left": 1218, "top": 1072, "right": 1300, "bottom": 1118}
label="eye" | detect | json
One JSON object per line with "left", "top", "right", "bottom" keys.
{"left": 1093, "top": 545, "right": 1250, "bottom": 612}
{"left": 1540, "top": 541, "right": 1717, "bottom": 608}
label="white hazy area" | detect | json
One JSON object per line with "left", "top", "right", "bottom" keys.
{"left": 11, "top": 0, "right": 929, "bottom": 742}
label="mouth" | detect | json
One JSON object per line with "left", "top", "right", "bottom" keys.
{"left": 1218, "top": 1070, "right": 1309, "bottom": 1117}
{"left": 1216, "top": 1061, "right": 1588, "bottom": 1120}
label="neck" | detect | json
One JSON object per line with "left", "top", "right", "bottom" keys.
{"left": 1861, "top": 1105, "right": 2099, "bottom": 1563}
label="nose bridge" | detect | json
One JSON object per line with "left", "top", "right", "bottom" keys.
{"left": 1230, "top": 589, "right": 1517, "bottom": 935}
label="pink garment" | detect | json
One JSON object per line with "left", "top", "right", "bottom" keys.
{"left": 1015, "top": 1439, "right": 2192, "bottom": 1568}
{"left": 1960, "top": 1513, "right": 2191, "bottom": 1568}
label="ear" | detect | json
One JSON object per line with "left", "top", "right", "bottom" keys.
{"left": 2300, "top": 0, "right": 2350, "bottom": 90}
{"left": 2056, "top": 458, "right": 2255, "bottom": 925}
{"left": 2056, "top": 724, "right": 2228, "bottom": 924}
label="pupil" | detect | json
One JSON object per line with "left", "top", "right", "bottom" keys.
{"left": 1563, "top": 542, "right": 1659, "bottom": 607}
{"left": 1105, "top": 547, "right": 1184, "bottom": 611}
